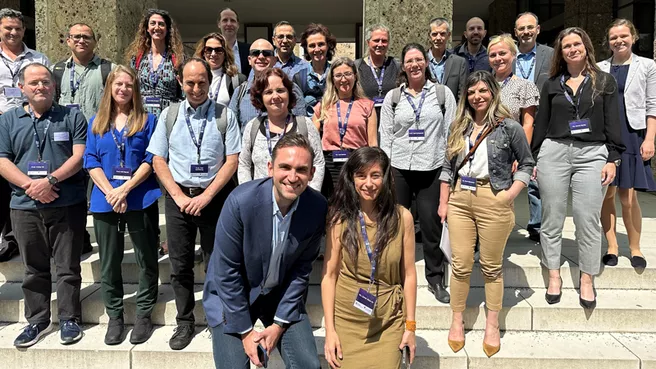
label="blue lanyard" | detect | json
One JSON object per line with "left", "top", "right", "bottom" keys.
{"left": 516, "top": 55, "right": 536, "bottom": 80}
{"left": 368, "top": 56, "right": 386, "bottom": 96}
{"left": 358, "top": 212, "right": 377, "bottom": 287}
{"left": 110, "top": 118, "right": 129, "bottom": 167}
{"left": 184, "top": 108, "right": 209, "bottom": 164}
{"left": 68, "top": 60, "right": 91, "bottom": 98}
{"left": 336, "top": 98, "right": 354, "bottom": 148}
{"left": 264, "top": 115, "right": 292, "bottom": 157}
{"left": 560, "top": 74, "right": 590, "bottom": 119}
{"left": 404, "top": 88, "right": 427, "bottom": 125}
{"left": 209, "top": 74, "right": 224, "bottom": 101}
{"left": 148, "top": 51, "right": 167, "bottom": 88}
{"left": 500, "top": 73, "right": 513, "bottom": 88}
{"left": 28, "top": 106, "right": 51, "bottom": 162}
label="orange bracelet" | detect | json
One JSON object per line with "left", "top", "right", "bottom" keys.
{"left": 405, "top": 320, "right": 416, "bottom": 332}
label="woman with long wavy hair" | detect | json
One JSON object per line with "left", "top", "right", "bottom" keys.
{"left": 321, "top": 147, "right": 417, "bottom": 369}
{"left": 83, "top": 65, "right": 162, "bottom": 346}
{"left": 532, "top": 27, "right": 624, "bottom": 310}
{"left": 125, "top": 8, "right": 184, "bottom": 118}
{"left": 438, "top": 70, "right": 534, "bottom": 357}
{"left": 193, "top": 32, "right": 246, "bottom": 106}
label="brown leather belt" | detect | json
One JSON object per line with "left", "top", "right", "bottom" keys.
{"left": 178, "top": 184, "right": 205, "bottom": 197}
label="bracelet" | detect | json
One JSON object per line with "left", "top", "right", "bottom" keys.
{"left": 405, "top": 320, "right": 416, "bottom": 332}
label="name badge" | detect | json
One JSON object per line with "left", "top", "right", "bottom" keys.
{"left": 3, "top": 87, "right": 21, "bottom": 98}
{"left": 27, "top": 161, "right": 49, "bottom": 176}
{"left": 190, "top": 164, "right": 209, "bottom": 177}
{"left": 112, "top": 166, "right": 132, "bottom": 181}
{"left": 66, "top": 104, "right": 80, "bottom": 110}
{"left": 461, "top": 176, "right": 477, "bottom": 191}
{"left": 569, "top": 119, "right": 591, "bottom": 135}
{"left": 332, "top": 150, "right": 349, "bottom": 163}
{"left": 53, "top": 131, "right": 70, "bottom": 142}
{"left": 144, "top": 97, "right": 161, "bottom": 108}
{"left": 373, "top": 96, "right": 384, "bottom": 107}
{"left": 408, "top": 129, "right": 425, "bottom": 142}
{"left": 353, "top": 288, "right": 377, "bottom": 316}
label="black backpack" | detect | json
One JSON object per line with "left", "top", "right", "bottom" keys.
{"left": 53, "top": 58, "right": 112, "bottom": 103}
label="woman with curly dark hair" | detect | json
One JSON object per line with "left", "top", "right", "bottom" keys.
{"left": 294, "top": 23, "right": 337, "bottom": 116}
{"left": 194, "top": 32, "right": 246, "bottom": 106}
{"left": 321, "top": 147, "right": 417, "bottom": 369}
{"left": 125, "top": 8, "right": 184, "bottom": 118}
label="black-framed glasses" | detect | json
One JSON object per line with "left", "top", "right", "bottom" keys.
{"left": 69, "top": 34, "right": 94, "bottom": 42}
{"left": 275, "top": 34, "right": 295, "bottom": 41}
{"left": 249, "top": 49, "right": 274, "bottom": 57}
{"left": 204, "top": 47, "right": 225, "bottom": 55}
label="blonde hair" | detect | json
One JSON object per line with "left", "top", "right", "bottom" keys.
{"left": 193, "top": 32, "right": 239, "bottom": 78}
{"left": 447, "top": 71, "right": 513, "bottom": 160}
{"left": 488, "top": 34, "right": 518, "bottom": 56}
{"left": 318, "top": 57, "right": 368, "bottom": 123}
{"left": 92, "top": 65, "right": 148, "bottom": 137}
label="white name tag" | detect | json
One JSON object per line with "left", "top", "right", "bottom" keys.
{"left": 53, "top": 131, "right": 70, "bottom": 142}
{"left": 4, "top": 87, "right": 21, "bottom": 98}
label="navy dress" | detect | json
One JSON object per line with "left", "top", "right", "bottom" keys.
{"left": 610, "top": 64, "right": 656, "bottom": 191}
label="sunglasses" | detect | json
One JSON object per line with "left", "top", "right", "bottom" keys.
{"left": 249, "top": 49, "right": 275, "bottom": 57}
{"left": 204, "top": 46, "right": 225, "bottom": 55}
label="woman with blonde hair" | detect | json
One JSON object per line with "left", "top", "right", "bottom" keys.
{"left": 312, "top": 56, "right": 378, "bottom": 197}
{"left": 125, "top": 8, "right": 184, "bottom": 118}
{"left": 194, "top": 32, "right": 246, "bottom": 106}
{"left": 438, "top": 70, "right": 533, "bottom": 357}
{"left": 84, "top": 65, "right": 162, "bottom": 346}
{"left": 598, "top": 19, "right": 656, "bottom": 269}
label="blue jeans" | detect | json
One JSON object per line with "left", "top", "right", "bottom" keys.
{"left": 211, "top": 314, "right": 320, "bottom": 369}
{"left": 527, "top": 179, "right": 542, "bottom": 236}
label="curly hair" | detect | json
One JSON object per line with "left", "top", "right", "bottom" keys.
{"left": 124, "top": 8, "right": 184, "bottom": 67}
{"left": 300, "top": 23, "right": 337, "bottom": 62}
{"left": 193, "top": 32, "right": 239, "bottom": 78}
{"left": 250, "top": 67, "right": 297, "bottom": 112}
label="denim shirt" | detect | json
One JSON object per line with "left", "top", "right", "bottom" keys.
{"left": 440, "top": 118, "right": 534, "bottom": 190}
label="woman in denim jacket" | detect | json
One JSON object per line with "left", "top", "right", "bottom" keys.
{"left": 437, "top": 71, "right": 534, "bottom": 358}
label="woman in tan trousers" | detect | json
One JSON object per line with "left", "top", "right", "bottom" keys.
{"left": 437, "top": 71, "right": 534, "bottom": 357}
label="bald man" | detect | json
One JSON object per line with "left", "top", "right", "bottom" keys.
{"left": 228, "top": 39, "right": 307, "bottom": 130}
{"left": 454, "top": 17, "right": 491, "bottom": 73}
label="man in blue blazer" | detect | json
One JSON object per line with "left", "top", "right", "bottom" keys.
{"left": 203, "top": 134, "right": 327, "bottom": 369}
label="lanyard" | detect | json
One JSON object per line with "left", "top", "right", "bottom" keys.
{"left": 429, "top": 61, "right": 445, "bottom": 84}
{"left": 560, "top": 74, "right": 590, "bottom": 119}
{"left": 29, "top": 106, "right": 51, "bottom": 162}
{"left": 110, "top": 117, "right": 129, "bottom": 167}
{"left": 358, "top": 212, "right": 377, "bottom": 288}
{"left": 1, "top": 55, "right": 23, "bottom": 86}
{"left": 148, "top": 51, "right": 167, "bottom": 88}
{"left": 336, "top": 98, "right": 354, "bottom": 148}
{"left": 184, "top": 107, "right": 209, "bottom": 164}
{"left": 516, "top": 55, "right": 536, "bottom": 80}
{"left": 209, "top": 73, "right": 224, "bottom": 101}
{"left": 68, "top": 61, "right": 91, "bottom": 98}
{"left": 368, "top": 56, "right": 386, "bottom": 96}
{"left": 499, "top": 73, "right": 513, "bottom": 88}
{"left": 264, "top": 115, "right": 292, "bottom": 157}
{"left": 404, "top": 88, "right": 427, "bottom": 125}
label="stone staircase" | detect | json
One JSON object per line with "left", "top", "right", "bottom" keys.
{"left": 0, "top": 193, "right": 655, "bottom": 369}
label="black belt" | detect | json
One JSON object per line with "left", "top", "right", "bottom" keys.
{"left": 177, "top": 184, "right": 205, "bottom": 197}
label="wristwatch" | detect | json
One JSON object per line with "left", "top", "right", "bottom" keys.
{"left": 46, "top": 175, "right": 59, "bottom": 185}
{"left": 613, "top": 159, "right": 622, "bottom": 167}
{"left": 273, "top": 320, "right": 290, "bottom": 329}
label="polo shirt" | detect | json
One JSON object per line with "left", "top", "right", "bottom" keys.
{"left": 147, "top": 98, "right": 241, "bottom": 188}
{"left": 0, "top": 103, "right": 87, "bottom": 209}
{"left": 0, "top": 43, "right": 50, "bottom": 113}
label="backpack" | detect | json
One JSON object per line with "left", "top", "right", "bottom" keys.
{"left": 390, "top": 83, "right": 446, "bottom": 118}
{"left": 226, "top": 73, "right": 247, "bottom": 97}
{"left": 292, "top": 68, "right": 309, "bottom": 95}
{"left": 234, "top": 80, "right": 251, "bottom": 122}
{"left": 53, "top": 58, "right": 112, "bottom": 103}
{"left": 248, "top": 115, "right": 309, "bottom": 152}
{"left": 165, "top": 101, "right": 229, "bottom": 154}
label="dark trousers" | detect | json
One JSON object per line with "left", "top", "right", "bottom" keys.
{"left": 93, "top": 203, "right": 159, "bottom": 319}
{"left": 321, "top": 151, "right": 347, "bottom": 200}
{"left": 12, "top": 202, "right": 86, "bottom": 324}
{"left": 165, "top": 182, "right": 234, "bottom": 325}
{"left": 0, "top": 176, "right": 16, "bottom": 247}
{"left": 393, "top": 168, "right": 445, "bottom": 286}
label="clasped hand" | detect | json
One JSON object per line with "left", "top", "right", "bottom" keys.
{"left": 24, "top": 178, "right": 59, "bottom": 204}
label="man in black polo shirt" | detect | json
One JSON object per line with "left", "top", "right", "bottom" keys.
{"left": 0, "top": 63, "right": 87, "bottom": 348}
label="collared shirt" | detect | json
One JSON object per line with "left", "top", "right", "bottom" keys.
{"left": 146, "top": 98, "right": 242, "bottom": 188}
{"left": 84, "top": 113, "right": 162, "bottom": 213}
{"left": 0, "top": 43, "right": 50, "bottom": 113}
{"left": 516, "top": 44, "right": 537, "bottom": 82}
{"left": 232, "top": 41, "right": 242, "bottom": 73}
{"left": 274, "top": 53, "right": 308, "bottom": 79}
{"left": 272, "top": 186, "right": 299, "bottom": 254}
{"left": 0, "top": 103, "right": 87, "bottom": 209}
{"left": 428, "top": 49, "right": 450, "bottom": 83}
{"left": 454, "top": 44, "right": 491, "bottom": 73}
{"left": 55, "top": 55, "right": 116, "bottom": 120}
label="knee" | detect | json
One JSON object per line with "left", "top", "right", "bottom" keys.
{"left": 293, "top": 352, "right": 320, "bottom": 369}
{"left": 451, "top": 260, "right": 474, "bottom": 281}
{"left": 480, "top": 262, "right": 503, "bottom": 282}
{"left": 618, "top": 190, "right": 635, "bottom": 208}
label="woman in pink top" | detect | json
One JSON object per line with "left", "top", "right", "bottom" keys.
{"left": 313, "top": 56, "right": 378, "bottom": 198}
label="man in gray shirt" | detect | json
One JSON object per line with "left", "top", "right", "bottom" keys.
{"left": 0, "top": 63, "right": 87, "bottom": 348}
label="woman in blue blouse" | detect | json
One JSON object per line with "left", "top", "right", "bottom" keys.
{"left": 84, "top": 65, "right": 162, "bottom": 346}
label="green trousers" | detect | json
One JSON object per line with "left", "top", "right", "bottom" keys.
{"left": 93, "top": 203, "right": 159, "bottom": 319}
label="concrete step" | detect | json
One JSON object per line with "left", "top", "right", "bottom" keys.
{"left": 0, "top": 323, "right": 652, "bottom": 369}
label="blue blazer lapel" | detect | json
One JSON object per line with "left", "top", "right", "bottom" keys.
{"left": 257, "top": 180, "right": 274, "bottom": 282}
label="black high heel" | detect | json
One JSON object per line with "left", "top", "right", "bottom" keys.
{"left": 579, "top": 273, "right": 597, "bottom": 309}
{"left": 545, "top": 276, "right": 562, "bottom": 305}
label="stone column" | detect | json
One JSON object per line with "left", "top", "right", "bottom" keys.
{"left": 35, "top": 0, "right": 157, "bottom": 64}
{"left": 488, "top": 0, "right": 517, "bottom": 36}
{"left": 363, "top": 0, "right": 453, "bottom": 57}
{"left": 564, "top": 0, "right": 613, "bottom": 60}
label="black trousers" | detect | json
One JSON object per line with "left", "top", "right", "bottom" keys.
{"left": 12, "top": 202, "right": 86, "bottom": 324}
{"left": 393, "top": 168, "right": 445, "bottom": 286}
{"left": 0, "top": 176, "right": 17, "bottom": 248}
{"left": 164, "top": 182, "right": 235, "bottom": 326}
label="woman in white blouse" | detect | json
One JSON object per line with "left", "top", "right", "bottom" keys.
{"left": 194, "top": 32, "right": 246, "bottom": 106}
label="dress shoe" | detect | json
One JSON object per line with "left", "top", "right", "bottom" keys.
{"left": 130, "top": 316, "right": 153, "bottom": 344}
{"left": 483, "top": 342, "right": 500, "bottom": 358}
{"left": 579, "top": 297, "right": 596, "bottom": 309}
{"left": 428, "top": 282, "right": 450, "bottom": 304}
{"left": 630, "top": 255, "right": 647, "bottom": 269}
{"left": 602, "top": 253, "right": 618, "bottom": 266}
{"left": 528, "top": 232, "right": 540, "bottom": 243}
{"left": 448, "top": 339, "right": 465, "bottom": 353}
{"left": 104, "top": 316, "right": 125, "bottom": 345}
{"left": 545, "top": 277, "right": 562, "bottom": 305}
{"left": 169, "top": 324, "right": 195, "bottom": 350}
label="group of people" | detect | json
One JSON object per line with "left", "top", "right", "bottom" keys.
{"left": 0, "top": 4, "right": 654, "bottom": 369}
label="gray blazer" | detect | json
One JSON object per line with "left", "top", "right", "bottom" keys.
{"left": 598, "top": 53, "right": 656, "bottom": 130}
{"left": 513, "top": 43, "right": 553, "bottom": 92}
{"left": 443, "top": 53, "right": 468, "bottom": 103}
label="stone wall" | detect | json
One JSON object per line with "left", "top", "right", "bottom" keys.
{"left": 564, "top": 0, "right": 613, "bottom": 60}
{"left": 488, "top": 0, "right": 517, "bottom": 36}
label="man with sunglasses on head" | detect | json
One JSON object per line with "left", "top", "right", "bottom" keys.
{"left": 272, "top": 21, "right": 307, "bottom": 79}
{"left": 228, "top": 39, "right": 306, "bottom": 130}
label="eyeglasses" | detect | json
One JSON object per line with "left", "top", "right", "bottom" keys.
{"left": 249, "top": 49, "right": 274, "bottom": 57}
{"left": 275, "top": 34, "right": 295, "bottom": 41}
{"left": 69, "top": 34, "right": 94, "bottom": 42}
{"left": 404, "top": 57, "right": 425, "bottom": 66}
{"left": 204, "top": 47, "right": 225, "bottom": 55}
{"left": 333, "top": 72, "right": 355, "bottom": 80}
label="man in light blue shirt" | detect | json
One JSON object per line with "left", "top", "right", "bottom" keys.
{"left": 147, "top": 58, "right": 240, "bottom": 351}
{"left": 272, "top": 21, "right": 308, "bottom": 79}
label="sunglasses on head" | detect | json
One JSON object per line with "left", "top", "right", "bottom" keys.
{"left": 204, "top": 46, "right": 225, "bottom": 55}
{"left": 249, "top": 49, "right": 274, "bottom": 57}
